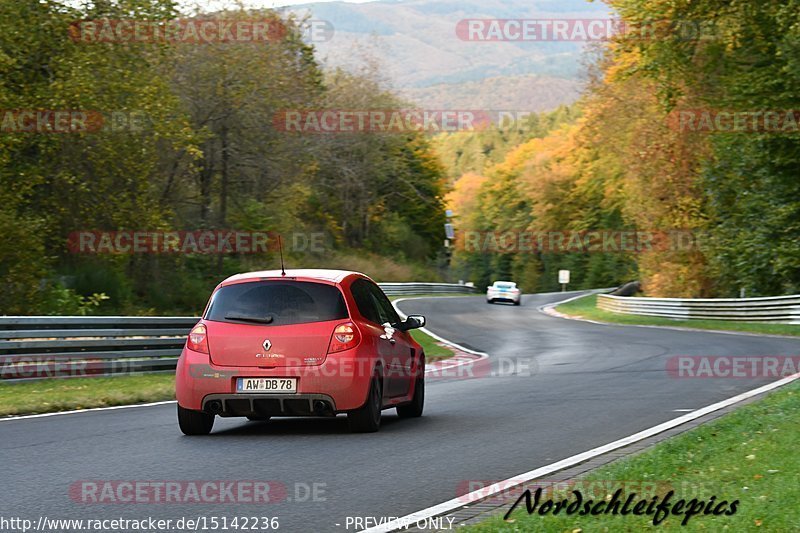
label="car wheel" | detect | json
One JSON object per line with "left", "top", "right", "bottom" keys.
{"left": 487, "top": 299, "right": 493, "bottom": 304}
{"left": 514, "top": 299, "right": 521, "bottom": 306}
{"left": 348, "top": 375, "right": 382, "bottom": 433}
{"left": 397, "top": 375, "right": 424, "bottom": 418}
{"left": 247, "top": 415, "right": 271, "bottom": 422}
{"left": 178, "top": 405, "right": 214, "bottom": 435}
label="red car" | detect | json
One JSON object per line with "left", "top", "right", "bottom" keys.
{"left": 176, "top": 269, "right": 426, "bottom": 435}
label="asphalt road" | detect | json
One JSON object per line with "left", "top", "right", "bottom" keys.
{"left": 3, "top": 291, "right": 800, "bottom": 532}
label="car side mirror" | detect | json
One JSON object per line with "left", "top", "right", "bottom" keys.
{"left": 398, "top": 314, "right": 425, "bottom": 331}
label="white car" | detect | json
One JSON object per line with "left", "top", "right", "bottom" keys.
{"left": 486, "top": 281, "right": 521, "bottom": 305}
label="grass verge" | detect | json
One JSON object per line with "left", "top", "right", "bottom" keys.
{"left": 556, "top": 294, "right": 800, "bottom": 337}
{"left": 465, "top": 380, "right": 799, "bottom": 531}
{"left": 410, "top": 328, "right": 455, "bottom": 361}
{"left": 0, "top": 373, "right": 175, "bottom": 417}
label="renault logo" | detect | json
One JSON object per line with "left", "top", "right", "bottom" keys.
{"left": 263, "top": 339, "right": 272, "bottom": 351}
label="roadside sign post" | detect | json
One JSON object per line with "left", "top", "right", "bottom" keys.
{"left": 443, "top": 218, "right": 455, "bottom": 264}
{"left": 558, "top": 270, "right": 570, "bottom": 292}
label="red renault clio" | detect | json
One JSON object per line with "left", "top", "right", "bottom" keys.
{"left": 176, "top": 269, "right": 426, "bottom": 435}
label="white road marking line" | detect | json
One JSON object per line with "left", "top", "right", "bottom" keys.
{"left": 673, "top": 408, "right": 695, "bottom": 412}
{"left": 359, "top": 370, "right": 800, "bottom": 533}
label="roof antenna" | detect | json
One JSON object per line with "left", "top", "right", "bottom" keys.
{"left": 278, "top": 235, "right": 286, "bottom": 276}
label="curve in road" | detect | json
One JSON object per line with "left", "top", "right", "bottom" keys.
{"left": 2, "top": 291, "right": 799, "bottom": 532}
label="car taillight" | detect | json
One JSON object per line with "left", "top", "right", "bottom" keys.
{"left": 328, "top": 322, "right": 360, "bottom": 353}
{"left": 187, "top": 324, "right": 210, "bottom": 354}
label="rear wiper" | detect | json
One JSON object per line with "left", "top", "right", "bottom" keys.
{"left": 224, "top": 313, "right": 274, "bottom": 324}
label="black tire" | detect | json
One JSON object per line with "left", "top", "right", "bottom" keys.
{"left": 487, "top": 299, "right": 493, "bottom": 304}
{"left": 178, "top": 405, "right": 214, "bottom": 435}
{"left": 247, "top": 415, "right": 271, "bottom": 422}
{"left": 397, "top": 375, "right": 424, "bottom": 418}
{"left": 514, "top": 299, "right": 521, "bottom": 306}
{"left": 348, "top": 375, "right": 382, "bottom": 433}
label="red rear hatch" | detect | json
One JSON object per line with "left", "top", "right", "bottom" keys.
{"left": 206, "top": 319, "right": 339, "bottom": 368}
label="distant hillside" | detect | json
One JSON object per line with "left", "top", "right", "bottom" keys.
{"left": 287, "top": 0, "right": 609, "bottom": 110}
{"left": 397, "top": 74, "right": 582, "bottom": 113}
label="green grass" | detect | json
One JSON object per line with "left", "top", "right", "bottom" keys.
{"left": 410, "top": 328, "right": 455, "bottom": 361}
{"left": 556, "top": 294, "right": 800, "bottom": 337}
{"left": 0, "top": 373, "right": 176, "bottom": 417}
{"left": 465, "top": 381, "right": 800, "bottom": 532}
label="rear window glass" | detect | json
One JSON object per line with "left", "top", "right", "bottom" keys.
{"left": 494, "top": 282, "right": 515, "bottom": 289}
{"left": 205, "top": 281, "right": 348, "bottom": 326}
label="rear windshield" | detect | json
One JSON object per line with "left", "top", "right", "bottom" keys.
{"left": 205, "top": 280, "right": 349, "bottom": 326}
{"left": 494, "top": 282, "right": 515, "bottom": 289}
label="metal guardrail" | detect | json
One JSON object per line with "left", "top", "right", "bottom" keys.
{"left": 0, "top": 282, "right": 477, "bottom": 381}
{"left": 597, "top": 293, "right": 800, "bottom": 324}
{"left": 0, "top": 316, "right": 198, "bottom": 381}
{"left": 377, "top": 282, "right": 477, "bottom": 296}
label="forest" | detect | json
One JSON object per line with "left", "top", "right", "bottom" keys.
{"left": 2, "top": 0, "right": 798, "bottom": 316}
{"left": 0, "top": 1, "right": 448, "bottom": 314}
{"left": 444, "top": 0, "right": 800, "bottom": 297}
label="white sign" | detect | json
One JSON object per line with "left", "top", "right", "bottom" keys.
{"left": 444, "top": 223, "right": 455, "bottom": 239}
{"left": 558, "top": 270, "right": 570, "bottom": 284}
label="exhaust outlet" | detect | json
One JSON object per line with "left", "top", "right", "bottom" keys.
{"left": 313, "top": 400, "right": 330, "bottom": 415}
{"left": 206, "top": 400, "right": 223, "bottom": 414}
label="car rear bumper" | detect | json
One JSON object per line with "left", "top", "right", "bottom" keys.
{"left": 487, "top": 292, "right": 521, "bottom": 302}
{"left": 202, "top": 393, "right": 337, "bottom": 417}
{"left": 176, "top": 347, "right": 374, "bottom": 413}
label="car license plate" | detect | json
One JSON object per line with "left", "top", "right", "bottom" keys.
{"left": 236, "top": 377, "right": 297, "bottom": 393}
